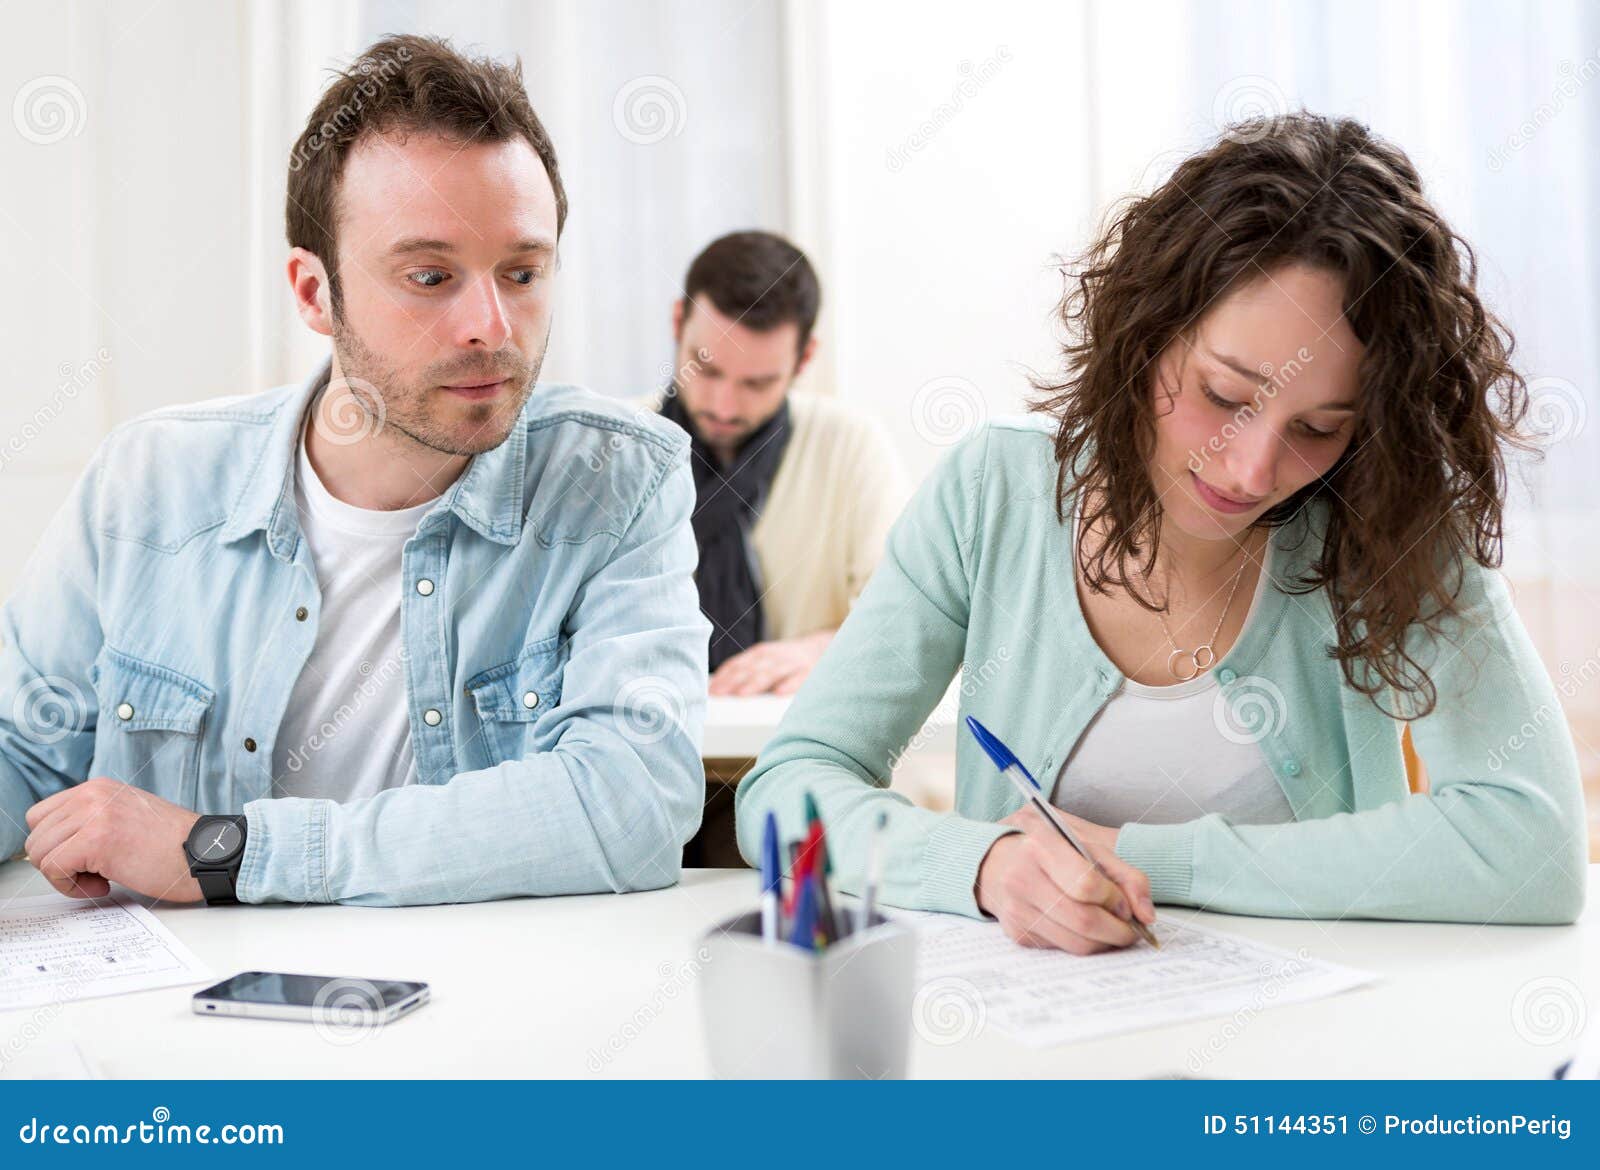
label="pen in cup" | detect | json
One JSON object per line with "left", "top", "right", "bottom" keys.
{"left": 802, "top": 793, "right": 842, "bottom": 944}
{"left": 760, "top": 811, "right": 781, "bottom": 945}
{"left": 855, "top": 809, "right": 887, "bottom": 933}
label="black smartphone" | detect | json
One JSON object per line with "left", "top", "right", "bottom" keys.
{"left": 192, "top": 971, "right": 430, "bottom": 1025}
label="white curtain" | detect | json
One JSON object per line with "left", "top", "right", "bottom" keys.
{"left": 792, "top": 0, "right": 1600, "bottom": 591}
{"left": 4, "top": 0, "right": 1595, "bottom": 597}
{"left": 0, "top": 0, "right": 789, "bottom": 594}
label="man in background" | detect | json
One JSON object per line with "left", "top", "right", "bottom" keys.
{"left": 652, "top": 231, "right": 909, "bottom": 697}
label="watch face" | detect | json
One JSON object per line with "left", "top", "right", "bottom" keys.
{"left": 190, "top": 818, "right": 242, "bottom": 864}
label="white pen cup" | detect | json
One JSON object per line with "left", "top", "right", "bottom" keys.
{"left": 697, "top": 909, "right": 917, "bottom": 1079}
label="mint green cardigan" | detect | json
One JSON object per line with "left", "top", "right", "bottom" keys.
{"left": 733, "top": 418, "right": 1588, "bottom": 924}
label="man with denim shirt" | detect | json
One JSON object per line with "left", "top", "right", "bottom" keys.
{"left": 1, "top": 35, "right": 710, "bottom": 906}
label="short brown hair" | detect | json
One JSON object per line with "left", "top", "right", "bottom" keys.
{"left": 683, "top": 231, "right": 821, "bottom": 353}
{"left": 1033, "top": 112, "right": 1530, "bottom": 719}
{"left": 285, "top": 34, "right": 567, "bottom": 305}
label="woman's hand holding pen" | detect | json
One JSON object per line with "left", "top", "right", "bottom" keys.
{"left": 974, "top": 804, "right": 1157, "bottom": 955}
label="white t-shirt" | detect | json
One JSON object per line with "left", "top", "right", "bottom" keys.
{"left": 271, "top": 429, "right": 439, "bottom": 801}
{"left": 1050, "top": 523, "right": 1295, "bottom": 828}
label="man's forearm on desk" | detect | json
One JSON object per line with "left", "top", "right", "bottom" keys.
{"left": 237, "top": 740, "right": 705, "bottom": 906}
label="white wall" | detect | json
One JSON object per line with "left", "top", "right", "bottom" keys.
{"left": 4, "top": 0, "right": 1597, "bottom": 597}
{"left": 0, "top": 0, "right": 788, "bottom": 598}
{"left": 801, "top": 0, "right": 1600, "bottom": 583}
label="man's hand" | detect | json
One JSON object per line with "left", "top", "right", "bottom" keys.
{"left": 709, "top": 630, "right": 834, "bottom": 696}
{"left": 23, "top": 778, "right": 203, "bottom": 903}
{"left": 974, "top": 803, "right": 1154, "bottom": 955}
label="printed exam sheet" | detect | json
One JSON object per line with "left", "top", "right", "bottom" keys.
{"left": 0, "top": 893, "right": 211, "bottom": 1012}
{"left": 914, "top": 915, "right": 1376, "bottom": 1047}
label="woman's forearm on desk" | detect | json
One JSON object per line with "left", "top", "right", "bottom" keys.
{"left": 734, "top": 434, "right": 1014, "bottom": 919}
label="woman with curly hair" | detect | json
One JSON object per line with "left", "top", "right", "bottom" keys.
{"left": 734, "top": 113, "right": 1588, "bottom": 952}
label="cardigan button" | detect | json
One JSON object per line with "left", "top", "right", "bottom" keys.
{"left": 1218, "top": 667, "right": 1238, "bottom": 685}
{"left": 1282, "top": 759, "right": 1301, "bottom": 776}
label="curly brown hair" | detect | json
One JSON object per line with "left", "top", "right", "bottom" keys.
{"left": 1032, "top": 112, "right": 1533, "bottom": 717}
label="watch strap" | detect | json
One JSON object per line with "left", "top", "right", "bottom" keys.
{"left": 193, "top": 866, "right": 240, "bottom": 905}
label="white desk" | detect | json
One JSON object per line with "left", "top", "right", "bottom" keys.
{"left": 703, "top": 691, "right": 958, "bottom": 760}
{"left": 1, "top": 861, "right": 1594, "bottom": 1079}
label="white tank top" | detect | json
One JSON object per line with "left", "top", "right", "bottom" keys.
{"left": 1050, "top": 521, "right": 1295, "bottom": 828}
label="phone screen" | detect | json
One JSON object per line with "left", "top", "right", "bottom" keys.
{"left": 199, "top": 971, "right": 426, "bottom": 1008}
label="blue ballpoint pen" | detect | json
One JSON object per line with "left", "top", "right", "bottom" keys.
{"left": 789, "top": 872, "right": 819, "bottom": 952}
{"left": 760, "top": 811, "right": 781, "bottom": 944}
{"left": 965, "top": 715, "right": 1159, "bottom": 949}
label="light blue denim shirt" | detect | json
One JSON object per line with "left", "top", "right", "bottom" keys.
{"left": 0, "top": 362, "right": 711, "bottom": 905}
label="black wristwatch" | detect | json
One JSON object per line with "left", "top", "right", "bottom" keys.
{"left": 184, "top": 815, "right": 247, "bottom": 905}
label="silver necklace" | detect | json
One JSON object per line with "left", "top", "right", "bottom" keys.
{"left": 1156, "top": 550, "right": 1251, "bottom": 681}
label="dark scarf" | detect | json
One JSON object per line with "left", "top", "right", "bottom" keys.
{"left": 659, "top": 391, "right": 792, "bottom": 670}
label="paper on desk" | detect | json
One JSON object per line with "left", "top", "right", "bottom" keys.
{"left": 0, "top": 892, "right": 211, "bottom": 1013}
{"left": 912, "top": 915, "right": 1376, "bottom": 1047}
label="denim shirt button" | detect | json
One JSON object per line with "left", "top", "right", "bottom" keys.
{"left": 116, "top": 702, "right": 134, "bottom": 721}
{"left": 422, "top": 708, "right": 442, "bottom": 727}
{"left": 522, "top": 690, "right": 539, "bottom": 710}
{"left": 415, "top": 579, "right": 435, "bottom": 597}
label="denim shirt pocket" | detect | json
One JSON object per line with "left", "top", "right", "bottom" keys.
{"left": 88, "top": 646, "right": 215, "bottom": 808}
{"left": 464, "top": 637, "right": 566, "bottom": 765}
